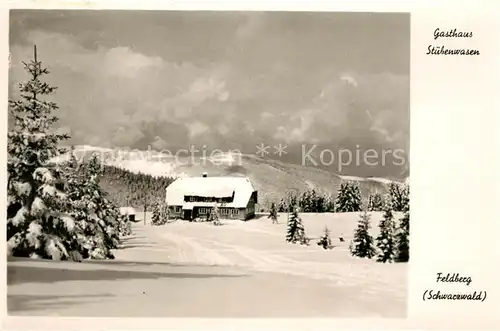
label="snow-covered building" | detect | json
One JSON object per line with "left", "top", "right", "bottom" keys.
{"left": 165, "top": 174, "right": 258, "bottom": 221}
{"left": 119, "top": 206, "right": 136, "bottom": 222}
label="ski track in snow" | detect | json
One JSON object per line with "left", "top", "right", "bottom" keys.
{"left": 132, "top": 225, "right": 404, "bottom": 294}
{"left": 159, "top": 231, "right": 234, "bottom": 266}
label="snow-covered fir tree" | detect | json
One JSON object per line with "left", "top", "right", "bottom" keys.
{"left": 388, "top": 182, "right": 409, "bottom": 212}
{"left": 268, "top": 202, "right": 278, "bottom": 224}
{"left": 151, "top": 198, "right": 168, "bottom": 226}
{"left": 277, "top": 189, "right": 334, "bottom": 213}
{"left": 151, "top": 198, "right": 162, "bottom": 226}
{"left": 317, "top": 226, "right": 333, "bottom": 250}
{"left": 277, "top": 197, "right": 287, "bottom": 212}
{"left": 7, "top": 46, "right": 78, "bottom": 260}
{"left": 376, "top": 200, "right": 397, "bottom": 263}
{"left": 279, "top": 191, "right": 299, "bottom": 213}
{"left": 367, "top": 191, "right": 384, "bottom": 211}
{"left": 162, "top": 200, "right": 169, "bottom": 223}
{"left": 395, "top": 186, "right": 410, "bottom": 262}
{"left": 66, "top": 154, "right": 130, "bottom": 259}
{"left": 335, "top": 181, "right": 362, "bottom": 212}
{"left": 395, "top": 208, "right": 410, "bottom": 262}
{"left": 322, "top": 193, "right": 335, "bottom": 212}
{"left": 286, "top": 207, "right": 307, "bottom": 244}
{"left": 350, "top": 210, "right": 376, "bottom": 258}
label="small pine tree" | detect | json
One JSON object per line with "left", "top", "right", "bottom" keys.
{"left": 150, "top": 198, "right": 162, "bottom": 226}
{"left": 317, "top": 226, "right": 333, "bottom": 250}
{"left": 286, "top": 207, "right": 307, "bottom": 244}
{"left": 376, "top": 201, "right": 397, "bottom": 263}
{"left": 278, "top": 197, "right": 287, "bottom": 212}
{"left": 268, "top": 202, "right": 278, "bottom": 224}
{"left": 367, "top": 191, "right": 384, "bottom": 211}
{"left": 335, "top": 181, "right": 362, "bottom": 212}
{"left": 388, "top": 182, "right": 409, "bottom": 212}
{"left": 350, "top": 210, "right": 376, "bottom": 258}
{"left": 322, "top": 194, "right": 335, "bottom": 212}
{"left": 395, "top": 188, "right": 410, "bottom": 262}
{"left": 162, "top": 200, "right": 169, "bottom": 223}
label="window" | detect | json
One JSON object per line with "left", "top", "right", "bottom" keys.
{"left": 231, "top": 209, "right": 239, "bottom": 215}
{"left": 221, "top": 208, "right": 229, "bottom": 215}
{"left": 199, "top": 207, "right": 208, "bottom": 214}
{"left": 173, "top": 206, "right": 181, "bottom": 213}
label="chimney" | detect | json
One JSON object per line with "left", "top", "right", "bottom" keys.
{"left": 202, "top": 172, "right": 208, "bottom": 178}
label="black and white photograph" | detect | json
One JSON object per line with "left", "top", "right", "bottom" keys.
{"left": 6, "top": 10, "right": 410, "bottom": 318}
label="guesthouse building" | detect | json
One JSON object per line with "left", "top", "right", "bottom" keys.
{"left": 165, "top": 174, "right": 258, "bottom": 221}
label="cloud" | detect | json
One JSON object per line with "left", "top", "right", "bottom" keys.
{"left": 184, "top": 76, "right": 229, "bottom": 103}
{"left": 8, "top": 25, "right": 409, "bottom": 161}
{"left": 11, "top": 31, "right": 163, "bottom": 79}
{"left": 217, "top": 124, "right": 229, "bottom": 135}
{"left": 267, "top": 71, "right": 409, "bottom": 150}
{"left": 236, "top": 13, "right": 265, "bottom": 40}
{"left": 9, "top": 30, "right": 235, "bottom": 149}
{"left": 260, "top": 112, "right": 274, "bottom": 120}
{"left": 187, "top": 121, "right": 210, "bottom": 139}
{"left": 340, "top": 73, "right": 358, "bottom": 87}
{"left": 150, "top": 136, "right": 169, "bottom": 150}
{"left": 102, "top": 46, "right": 163, "bottom": 78}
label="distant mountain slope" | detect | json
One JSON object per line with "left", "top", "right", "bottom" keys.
{"left": 54, "top": 145, "right": 405, "bottom": 209}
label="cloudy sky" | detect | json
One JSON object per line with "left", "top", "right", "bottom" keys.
{"left": 9, "top": 10, "right": 409, "bottom": 177}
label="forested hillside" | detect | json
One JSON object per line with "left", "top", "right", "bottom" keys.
{"left": 99, "top": 165, "right": 176, "bottom": 211}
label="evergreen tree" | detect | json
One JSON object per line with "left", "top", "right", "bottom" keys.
{"left": 150, "top": 198, "right": 162, "bottom": 226}
{"left": 277, "top": 197, "right": 287, "bottom": 212}
{"left": 286, "top": 192, "right": 298, "bottom": 212}
{"left": 317, "top": 226, "right": 333, "bottom": 250}
{"left": 395, "top": 187, "right": 410, "bottom": 262}
{"left": 388, "top": 182, "right": 409, "bottom": 212}
{"left": 67, "top": 154, "right": 127, "bottom": 259}
{"left": 7, "top": 46, "right": 78, "bottom": 260}
{"left": 277, "top": 190, "right": 335, "bottom": 214}
{"left": 376, "top": 201, "right": 397, "bottom": 263}
{"left": 367, "top": 191, "right": 384, "bottom": 211}
{"left": 162, "top": 199, "right": 169, "bottom": 223}
{"left": 350, "top": 210, "right": 376, "bottom": 258}
{"left": 151, "top": 197, "right": 168, "bottom": 226}
{"left": 322, "top": 193, "right": 335, "bottom": 212}
{"left": 268, "top": 202, "right": 278, "bottom": 224}
{"left": 335, "top": 181, "right": 362, "bottom": 212}
{"left": 286, "top": 207, "right": 307, "bottom": 244}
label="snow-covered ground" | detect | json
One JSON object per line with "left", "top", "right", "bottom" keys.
{"left": 7, "top": 212, "right": 407, "bottom": 317}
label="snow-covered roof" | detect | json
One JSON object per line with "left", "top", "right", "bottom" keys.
{"left": 166, "top": 176, "right": 256, "bottom": 208}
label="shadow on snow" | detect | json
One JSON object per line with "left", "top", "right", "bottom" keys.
{"left": 7, "top": 264, "right": 249, "bottom": 286}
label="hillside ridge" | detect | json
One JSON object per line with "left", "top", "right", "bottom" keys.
{"left": 54, "top": 145, "right": 406, "bottom": 209}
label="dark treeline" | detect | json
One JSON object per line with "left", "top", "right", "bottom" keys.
{"left": 98, "top": 165, "right": 176, "bottom": 211}
{"left": 276, "top": 182, "right": 408, "bottom": 214}
{"left": 278, "top": 189, "right": 336, "bottom": 213}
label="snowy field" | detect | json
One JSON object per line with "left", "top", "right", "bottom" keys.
{"left": 7, "top": 212, "right": 407, "bottom": 317}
